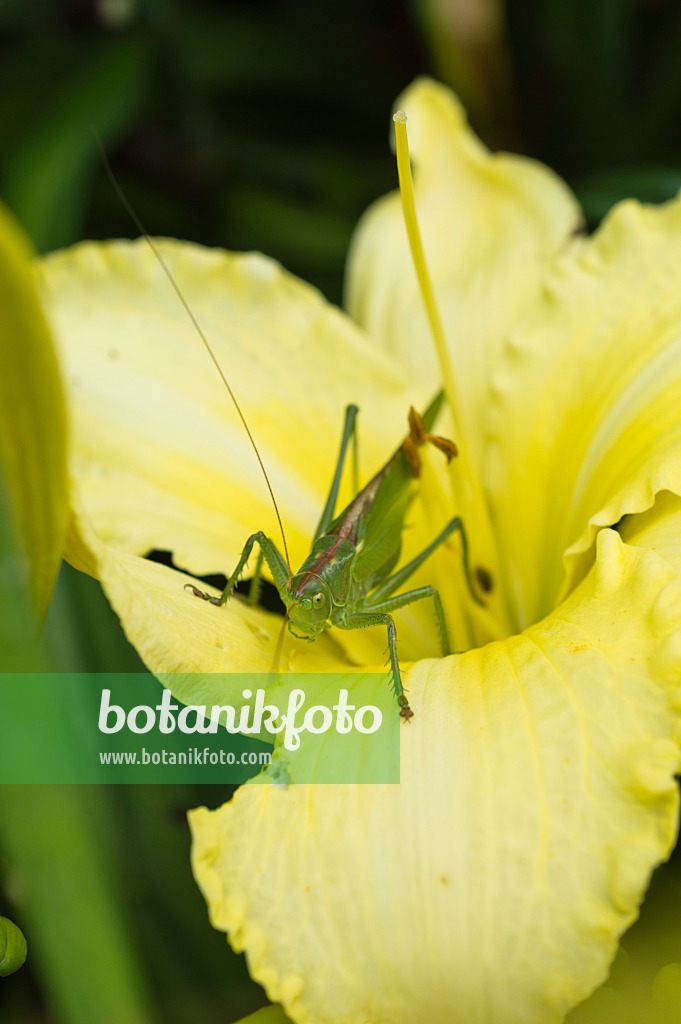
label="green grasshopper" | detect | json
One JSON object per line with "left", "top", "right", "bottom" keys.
{"left": 187, "top": 391, "right": 477, "bottom": 720}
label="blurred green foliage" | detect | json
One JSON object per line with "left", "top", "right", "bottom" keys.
{"left": 0, "top": 0, "right": 426, "bottom": 303}
{"left": 2, "top": 0, "right": 681, "bottom": 1021}
{"left": 507, "top": 0, "right": 681, "bottom": 219}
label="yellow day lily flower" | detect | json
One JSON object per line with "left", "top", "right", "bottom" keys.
{"left": 37, "top": 77, "right": 681, "bottom": 1023}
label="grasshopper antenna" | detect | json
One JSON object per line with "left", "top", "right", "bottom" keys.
{"left": 92, "top": 128, "right": 293, "bottom": 586}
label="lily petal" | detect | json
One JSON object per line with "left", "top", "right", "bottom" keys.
{"left": 487, "top": 196, "right": 681, "bottom": 629}
{"left": 64, "top": 466, "right": 364, "bottom": 714}
{"left": 68, "top": 487, "right": 468, "bottom": 711}
{"left": 37, "top": 239, "right": 410, "bottom": 578}
{"left": 620, "top": 491, "right": 681, "bottom": 575}
{"left": 190, "top": 530, "right": 681, "bottom": 1024}
{"left": 38, "top": 240, "right": 461, "bottom": 687}
{"left": 345, "top": 77, "right": 581, "bottom": 462}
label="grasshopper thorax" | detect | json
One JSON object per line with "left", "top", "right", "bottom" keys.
{"left": 285, "top": 574, "right": 333, "bottom": 640}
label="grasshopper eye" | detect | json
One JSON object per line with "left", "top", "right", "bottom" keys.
{"left": 313, "top": 591, "right": 325, "bottom": 607}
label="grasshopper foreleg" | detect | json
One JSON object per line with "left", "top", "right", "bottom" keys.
{"left": 338, "top": 610, "right": 414, "bottom": 720}
{"left": 185, "top": 531, "right": 289, "bottom": 607}
{"left": 343, "top": 584, "right": 451, "bottom": 720}
{"left": 366, "top": 586, "right": 450, "bottom": 658}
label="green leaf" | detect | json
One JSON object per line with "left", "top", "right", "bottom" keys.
{"left": 1, "top": 35, "right": 150, "bottom": 252}
{"left": 0, "top": 786, "right": 155, "bottom": 1024}
{"left": 231, "top": 1006, "right": 292, "bottom": 1024}
{"left": 0, "top": 915, "right": 27, "bottom": 977}
{"left": 0, "top": 201, "right": 67, "bottom": 623}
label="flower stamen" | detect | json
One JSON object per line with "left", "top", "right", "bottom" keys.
{"left": 393, "top": 109, "right": 507, "bottom": 635}
{"left": 393, "top": 110, "right": 463, "bottom": 439}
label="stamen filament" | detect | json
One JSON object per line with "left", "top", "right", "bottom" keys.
{"left": 393, "top": 111, "right": 462, "bottom": 434}
{"left": 392, "top": 110, "right": 508, "bottom": 634}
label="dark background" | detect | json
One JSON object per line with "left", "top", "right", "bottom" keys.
{"left": 3, "top": 0, "right": 681, "bottom": 302}
{"left": 1, "top": 1, "right": 681, "bottom": 1021}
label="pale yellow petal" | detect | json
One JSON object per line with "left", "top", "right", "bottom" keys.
{"left": 37, "top": 239, "right": 409, "bottom": 580}
{"left": 487, "top": 196, "right": 681, "bottom": 630}
{"left": 70, "top": 498, "right": 350, "bottom": 712}
{"left": 38, "top": 239, "right": 468, "bottom": 671}
{"left": 76, "top": 488, "right": 460, "bottom": 715}
{"left": 620, "top": 491, "right": 681, "bottom": 576}
{"left": 345, "top": 77, "right": 581, "bottom": 462}
{"left": 0, "top": 205, "right": 67, "bottom": 617}
{"left": 190, "top": 531, "right": 681, "bottom": 1024}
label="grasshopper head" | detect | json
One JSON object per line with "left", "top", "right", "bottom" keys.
{"left": 286, "top": 574, "right": 332, "bottom": 640}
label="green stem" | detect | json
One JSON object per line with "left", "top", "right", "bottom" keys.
{"left": 0, "top": 478, "right": 155, "bottom": 1023}
{"left": 0, "top": 785, "right": 156, "bottom": 1024}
